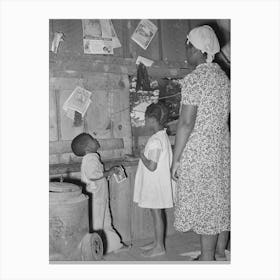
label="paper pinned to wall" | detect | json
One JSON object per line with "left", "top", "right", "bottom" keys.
{"left": 66, "top": 108, "right": 75, "bottom": 120}
{"left": 82, "top": 19, "right": 113, "bottom": 54}
{"left": 131, "top": 19, "right": 158, "bottom": 50}
{"left": 51, "top": 32, "right": 64, "bottom": 53}
{"left": 83, "top": 38, "right": 114, "bottom": 55}
{"left": 136, "top": 56, "right": 154, "bottom": 67}
{"left": 109, "top": 20, "right": 121, "bottom": 49}
{"left": 63, "top": 86, "right": 92, "bottom": 118}
{"left": 82, "top": 19, "right": 121, "bottom": 54}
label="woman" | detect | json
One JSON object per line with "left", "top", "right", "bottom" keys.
{"left": 171, "top": 25, "right": 230, "bottom": 261}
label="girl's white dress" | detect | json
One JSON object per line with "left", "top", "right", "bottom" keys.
{"left": 133, "top": 129, "right": 175, "bottom": 209}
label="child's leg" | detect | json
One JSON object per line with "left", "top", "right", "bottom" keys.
{"left": 141, "top": 209, "right": 165, "bottom": 257}
{"left": 139, "top": 209, "right": 157, "bottom": 250}
{"left": 102, "top": 186, "right": 128, "bottom": 253}
{"left": 91, "top": 186, "right": 106, "bottom": 230}
{"left": 215, "top": 231, "right": 229, "bottom": 260}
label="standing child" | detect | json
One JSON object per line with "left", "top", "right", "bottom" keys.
{"left": 133, "top": 102, "right": 175, "bottom": 257}
{"left": 71, "top": 133, "right": 128, "bottom": 254}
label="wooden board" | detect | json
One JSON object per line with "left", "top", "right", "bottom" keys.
{"left": 161, "top": 19, "right": 191, "bottom": 63}
{"left": 49, "top": 87, "right": 58, "bottom": 141}
{"left": 108, "top": 73, "right": 132, "bottom": 154}
{"left": 109, "top": 174, "right": 132, "bottom": 242}
{"left": 111, "top": 19, "right": 124, "bottom": 57}
{"left": 85, "top": 90, "right": 112, "bottom": 139}
{"left": 52, "top": 19, "right": 84, "bottom": 56}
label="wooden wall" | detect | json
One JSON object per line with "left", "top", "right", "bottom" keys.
{"left": 49, "top": 19, "right": 230, "bottom": 242}
{"left": 49, "top": 19, "right": 230, "bottom": 164}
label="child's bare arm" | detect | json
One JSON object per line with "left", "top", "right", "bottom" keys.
{"left": 88, "top": 167, "right": 118, "bottom": 181}
{"left": 140, "top": 150, "right": 157, "bottom": 172}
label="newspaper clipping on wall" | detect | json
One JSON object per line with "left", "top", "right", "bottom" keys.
{"left": 131, "top": 19, "right": 158, "bottom": 50}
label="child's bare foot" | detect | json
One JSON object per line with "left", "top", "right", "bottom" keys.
{"left": 113, "top": 243, "right": 132, "bottom": 253}
{"left": 141, "top": 246, "right": 165, "bottom": 257}
{"left": 139, "top": 241, "right": 155, "bottom": 250}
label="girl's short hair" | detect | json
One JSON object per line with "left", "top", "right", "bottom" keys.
{"left": 145, "top": 102, "right": 169, "bottom": 127}
{"left": 71, "top": 133, "right": 94, "bottom": 156}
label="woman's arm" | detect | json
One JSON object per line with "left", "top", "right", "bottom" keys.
{"left": 171, "top": 104, "right": 197, "bottom": 180}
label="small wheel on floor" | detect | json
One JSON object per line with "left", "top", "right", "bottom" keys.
{"left": 81, "top": 233, "right": 103, "bottom": 261}
{"left": 90, "top": 232, "right": 103, "bottom": 260}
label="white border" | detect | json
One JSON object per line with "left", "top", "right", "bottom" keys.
{"left": 1, "top": 0, "right": 279, "bottom": 279}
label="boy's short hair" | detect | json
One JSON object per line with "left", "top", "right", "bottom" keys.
{"left": 71, "top": 133, "right": 94, "bottom": 156}
{"left": 145, "top": 102, "right": 169, "bottom": 127}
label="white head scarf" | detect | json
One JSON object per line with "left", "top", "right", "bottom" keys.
{"left": 186, "top": 25, "right": 220, "bottom": 63}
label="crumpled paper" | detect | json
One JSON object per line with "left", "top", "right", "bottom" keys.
{"left": 51, "top": 32, "right": 64, "bottom": 54}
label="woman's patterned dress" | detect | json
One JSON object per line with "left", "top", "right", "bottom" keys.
{"left": 174, "top": 63, "right": 230, "bottom": 235}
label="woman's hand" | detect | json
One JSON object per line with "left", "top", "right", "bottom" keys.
{"left": 171, "top": 161, "right": 180, "bottom": 181}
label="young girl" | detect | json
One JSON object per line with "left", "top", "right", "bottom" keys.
{"left": 133, "top": 102, "right": 175, "bottom": 257}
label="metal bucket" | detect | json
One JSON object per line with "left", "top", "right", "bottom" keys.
{"left": 49, "top": 182, "right": 103, "bottom": 261}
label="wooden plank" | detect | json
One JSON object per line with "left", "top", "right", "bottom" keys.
{"left": 55, "top": 89, "right": 62, "bottom": 140}
{"left": 108, "top": 73, "right": 132, "bottom": 154}
{"left": 83, "top": 72, "right": 108, "bottom": 91}
{"left": 50, "top": 53, "right": 192, "bottom": 79}
{"left": 117, "top": 74, "right": 132, "bottom": 154}
{"left": 85, "top": 90, "right": 112, "bottom": 139}
{"left": 161, "top": 19, "right": 191, "bottom": 63}
{"left": 49, "top": 87, "right": 58, "bottom": 141}
{"left": 49, "top": 138, "right": 124, "bottom": 154}
{"left": 49, "top": 157, "right": 138, "bottom": 175}
{"left": 109, "top": 175, "right": 131, "bottom": 242}
{"left": 52, "top": 19, "right": 84, "bottom": 57}
{"left": 49, "top": 20, "right": 53, "bottom": 52}
{"left": 111, "top": 19, "right": 124, "bottom": 57}
{"left": 157, "top": 20, "right": 163, "bottom": 61}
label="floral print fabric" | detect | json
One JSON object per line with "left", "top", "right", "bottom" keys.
{"left": 174, "top": 63, "right": 230, "bottom": 235}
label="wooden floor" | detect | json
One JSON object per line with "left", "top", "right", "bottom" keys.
{"left": 102, "top": 231, "right": 230, "bottom": 263}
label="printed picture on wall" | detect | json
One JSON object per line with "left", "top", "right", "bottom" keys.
{"left": 131, "top": 19, "right": 158, "bottom": 50}
{"left": 82, "top": 19, "right": 115, "bottom": 54}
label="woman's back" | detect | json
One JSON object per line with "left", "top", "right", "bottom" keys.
{"left": 192, "top": 63, "right": 230, "bottom": 137}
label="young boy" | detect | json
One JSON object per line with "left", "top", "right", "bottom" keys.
{"left": 71, "top": 133, "right": 129, "bottom": 254}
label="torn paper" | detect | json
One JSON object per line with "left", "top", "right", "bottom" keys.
{"left": 83, "top": 38, "right": 113, "bottom": 55}
{"left": 99, "top": 19, "right": 112, "bottom": 38}
{"left": 131, "top": 19, "right": 158, "bottom": 50}
{"left": 136, "top": 56, "right": 154, "bottom": 67}
{"left": 51, "top": 32, "right": 64, "bottom": 53}
{"left": 82, "top": 19, "right": 120, "bottom": 54}
{"left": 63, "top": 86, "right": 92, "bottom": 118}
{"left": 82, "top": 19, "right": 102, "bottom": 37}
{"left": 66, "top": 108, "right": 75, "bottom": 120}
{"left": 109, "top": 20, "right": 121, "bottom": 48}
